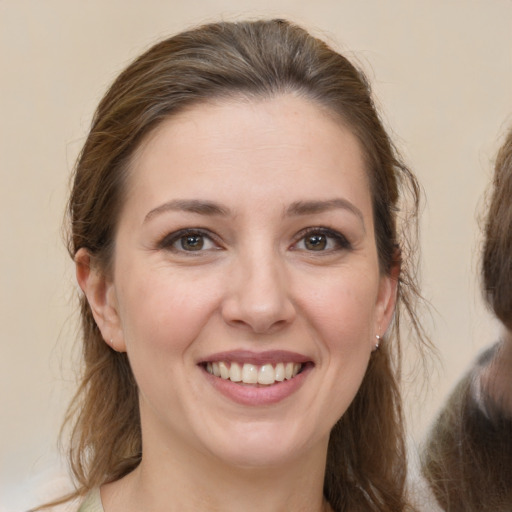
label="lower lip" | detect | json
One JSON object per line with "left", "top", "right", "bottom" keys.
{"left": 201, "top": 365, "right": 311, "bottom": 406}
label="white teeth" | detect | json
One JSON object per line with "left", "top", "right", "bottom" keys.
{"left": 258, "top": 364, "right": 275, "bottom": 385}
{"left": 275, "top": 362, "right": 285, "bottom": 382}
{"left": 219, "top": 361, "right": 229, "bottom": 379}
{"left": 242, "top": 363, "right": 258, "bottom": 384}
{"left": 205, "top": 361, "right": 304, "bottom": 385}
{"left": 229, "top": 362, "right": 242, "bottom": 382}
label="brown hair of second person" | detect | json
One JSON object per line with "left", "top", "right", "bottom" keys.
{"left": 482, "top": 129, "right": 512, "bottom": 329}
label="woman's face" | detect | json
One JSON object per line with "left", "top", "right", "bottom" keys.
{"left": 84, "top": 94, "right": 396, "bottom": 470}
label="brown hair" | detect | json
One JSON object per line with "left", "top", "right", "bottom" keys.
{"left": 420, "top": 128, "right": 512, "bottom": 511}
{"left": 482, "top": 128, "right": 512, "bottom": 329}
{"left": 51, "top": 19, "right": 425, "bottom": 511}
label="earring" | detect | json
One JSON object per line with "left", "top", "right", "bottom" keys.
{"left": 374, "top": 334, "right": 381, "bottom": 351}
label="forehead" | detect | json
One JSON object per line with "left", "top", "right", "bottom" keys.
{"left": 125, "top": 94, "right": 371, "bottom": 216}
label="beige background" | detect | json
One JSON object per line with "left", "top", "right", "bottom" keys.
{"left": 1, "top": 1, "right": 511, "bottom": 510}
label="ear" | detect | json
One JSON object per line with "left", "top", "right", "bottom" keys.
{"left": 374, "top": 259, "right": 400, "bottom": 342}
{"left": 75, "top": 248, "right": 126, "bottom": 352}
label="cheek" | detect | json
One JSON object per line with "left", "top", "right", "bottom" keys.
{"left": 299, "top": 271, "right": 378, "bottom": 347}
{"left": 288, "top": 273, "right": 378, "bottom": 434}
{"left": 116, "top": 267, "right": 223, "bottom": 356}
{"left": 114, "top": 270, "right": 225, "bottom": 420}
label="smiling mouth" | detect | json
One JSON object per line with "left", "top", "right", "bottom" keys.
{"left": 204, "top": 361, "right": 304, "bottom": 386}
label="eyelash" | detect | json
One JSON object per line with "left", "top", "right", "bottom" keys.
{"left": 158, "top": 228, "right": 220, "bottom": 253}
{"left": 157, "top": 227, "right": 351, "bottom": 254}
{"left": 292, "top": 227, "right": 352, "bottom": 253}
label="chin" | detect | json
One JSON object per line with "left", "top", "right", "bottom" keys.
{"left": 200, "top": 420, "right": 325, "bottom": 470}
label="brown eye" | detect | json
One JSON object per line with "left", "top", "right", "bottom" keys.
{"left": 180, "top": 234, "right": 204, "bottom": 251}
{"left": 292, "top": 228, "right": 351, "bottom": 253}
{"left": 159, "top": 229, "right": 219, "bottom": 253}
{"left": 305, "top": 233, "right": 327, "bottom": 251}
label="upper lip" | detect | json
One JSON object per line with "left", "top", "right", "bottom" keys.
{"left": 198, "top": 350, "right": 312, "bottom": 366}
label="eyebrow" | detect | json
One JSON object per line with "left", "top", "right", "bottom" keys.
{"left": 286, "top": 198, "right": 365, "bottom": 227}
{"left": 144, "top": 199, "right": 231, "bottom": 223}
{"left": 144, "top": 197, "right": 365, "bottom": 229}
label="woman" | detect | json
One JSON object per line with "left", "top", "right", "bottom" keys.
{"left": 422, "top": 128, "right": 512, "bottom": 511}
{"left": 41, "top": 19, "right": 426, "bottom": 512}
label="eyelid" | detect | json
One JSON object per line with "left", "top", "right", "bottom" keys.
{"left": 291, "top": 226, "right": 352, "bottom": 251}
{"left": 158, "top": 228, "right": 222, "bottom": 252}
{"left": 156, "top": 226, "right": 350, "bottom": 253}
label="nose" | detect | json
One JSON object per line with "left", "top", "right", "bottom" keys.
{"left": 221, "top": 250, "right": 296, "bottom": 334}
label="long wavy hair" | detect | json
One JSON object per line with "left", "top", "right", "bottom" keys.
{"left": 44, "top": 19, "right": 425, "bottom": 512}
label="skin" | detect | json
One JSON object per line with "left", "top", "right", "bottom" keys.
{"left": 76, "top": 94, "right": 397, "bottom": 512}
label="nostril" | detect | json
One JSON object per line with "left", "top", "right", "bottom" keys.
{"left": 221, "top": 297, "right": 296, "bottom": 334}
{"left": 226, "top": 315, "right": 293, "bottom": 335}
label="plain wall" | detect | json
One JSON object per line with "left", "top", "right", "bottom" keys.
{"left": 2, "top": 1, "right": 512, "bottom": 509}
